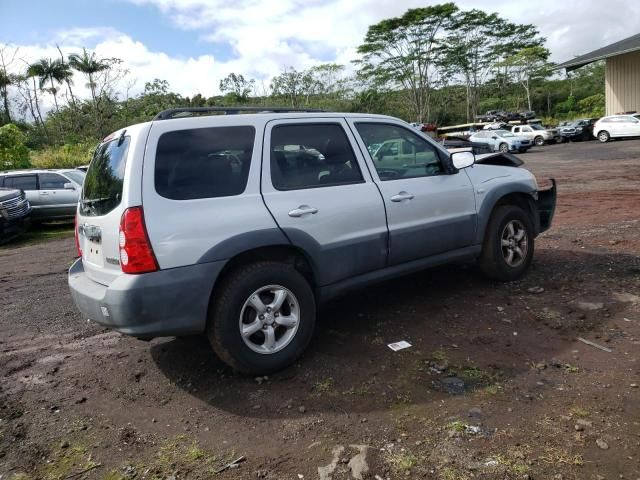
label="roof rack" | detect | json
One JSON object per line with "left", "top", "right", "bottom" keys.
{"left": 153, "top": 106, "right": 326, "bottom": 121}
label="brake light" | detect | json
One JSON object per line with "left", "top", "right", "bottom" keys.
{"left": 119, "top": 207, "right": 158, "bottom": 274}
{"left": 75, "top": 213, "right": 82, "bottom": 258}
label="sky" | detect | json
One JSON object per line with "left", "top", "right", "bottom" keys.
{"left": 1, "top": 0, "right": 639, "bottom": 103}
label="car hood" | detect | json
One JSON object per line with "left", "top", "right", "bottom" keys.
{"left": 0, "top": 188, "right": 21, "bottom": 202}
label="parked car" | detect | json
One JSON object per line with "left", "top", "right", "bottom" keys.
{"left": 468, "top": 129, "right": 532, "bottom": 153}
{"left": 483, "top": 121, "right": 510, "bottom": 130}
{"left": 475, "top": 110, "right": 501, "bottom": 122}
{"left": 68, "top": 107, "right": 556, "bottom": 374}
{"left": 0, "top": 187, "right": 31, "bottom": 244}
{"left": 559, "top": 118, "right": 598, "bottom": 142}
{"left": 593, "top": 114, "right": 640, "bottom": 142}
{"left": 0, "top": 169, "right": 85, "bottom": 221}
{"left": 511, "top": 124, "right": 555, "bottom": 146}
{"left": 440, "top": 136, "right": 493, "bottom": 155}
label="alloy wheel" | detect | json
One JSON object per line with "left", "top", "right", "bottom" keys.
{"left": 239, "top": 285, "right": 300, "bottom": 354}
{"left": 500, "top": 220, "right": 528, "bottom": 267}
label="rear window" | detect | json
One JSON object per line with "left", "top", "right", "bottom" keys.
{"left": 155, "top": 126, "right": 255, "bottom": 200}
{"left": 63, "top": 170, "right": 86, "bottom": 185}
{"left": 81, "top": 137, "right": 130, "bottom": 216}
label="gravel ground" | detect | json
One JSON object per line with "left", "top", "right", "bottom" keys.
{"left": 1, "top": 138, "right": 639, "bottom": 480}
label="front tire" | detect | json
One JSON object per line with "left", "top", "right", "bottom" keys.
{"left": 597, "top": 130, "right": 610, "bottom": 143}
{"left": 534, "top": 135, "right": 545, "bottom": 146}
{"left": 499, "top": 143, "right": 509, "bottom": 153}
{"left": 479, "top": 205, "right": 535, "bottom": 281}
{"left": 207, "top": 261, "right": 316, "bottom": 375}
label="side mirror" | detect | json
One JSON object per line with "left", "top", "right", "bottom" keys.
{"left": 63, "top": 182, "right": 76, "bottom": 190}
{"left": 451, "top": 151, "right": 475, "bottom": 170}
{"left": 491, "top": 136, "right": 498, "bottom": 140}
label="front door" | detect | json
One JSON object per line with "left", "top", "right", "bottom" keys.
{"left": 37, "top": 172, "right": 78, "bottom": 217}
{"left": 261, "top": 119, "right": 388, "bottom": 286}
{"left": 349, "top": 120, "right": 477, "bottom": 266}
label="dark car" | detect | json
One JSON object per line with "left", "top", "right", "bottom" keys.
{"left": 559, "top": 118, "right": 598, "bottom": 141}
{"left": 440, "top": 136, "right": 493, "bottom": 155}
{"left": 0, "top": 187, "right": 31, "bottom": 244}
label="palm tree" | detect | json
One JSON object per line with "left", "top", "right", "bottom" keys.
{"left": 68, "top": 48, "right": 109, "bottom": 107}
{"left": 56, "top": 45, "right": 77, "bottom": 109}
{"left": 0, "top": 69, "right": 12, "bottom": 123}
{"left": 27, "top": 58, "right": 67, "bottom": 113}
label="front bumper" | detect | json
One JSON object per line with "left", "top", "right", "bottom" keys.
{"left": 0, "top": 214, "right": 31, "bottom": 244}
{"left": 68, "top": 258, "right": 226, "bottom": 338}
{"left": 535, "top": 179, "right": 557, "bottom": 234}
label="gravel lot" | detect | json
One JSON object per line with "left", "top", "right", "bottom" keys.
{"left": 1, "top": 139, "right": 639, "bottom": 480}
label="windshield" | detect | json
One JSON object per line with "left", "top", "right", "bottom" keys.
{"left": 63, "top": 170, "right": 86, "bottom": 185}
{"left": 496, "top": 130, "right": 515, "bottom": 137}
{"left": 81, "top": 137, "right": 130, "bottom": 216}
{"left": 530, "top": 124, "right": 544, "bottom": 130}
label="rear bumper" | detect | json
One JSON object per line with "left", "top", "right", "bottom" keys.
{"left": 68, "top": 258, "right": 226, "bottom": 338}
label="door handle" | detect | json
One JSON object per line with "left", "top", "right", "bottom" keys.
{"left": 39, "top": 191, "right": 49, "bottom": 195}
{"left": 288, "top": 205, "right": 319, "bottom": 217}
{"left": 390, "top": 191, "right": 414, "bottom": 202}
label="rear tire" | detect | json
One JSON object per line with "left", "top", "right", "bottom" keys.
{"left": 534, "top": 135, "right": 544, "bottom": 146}
{"left": 207, "top": 261, "right": 316, "bottom": 375}
{"left": 499, "top": 143, "right": 509, "bottom": 153}
{"left": 597, "top": 130, "right": 610, "bottom": 143}
{"left": 479, "top": 205, "right": 535, "bottom": 282}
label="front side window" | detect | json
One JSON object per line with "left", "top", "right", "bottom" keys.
{"left": 3, "top": 175, "right": 37, "bottom": 190}
{"left": 39, "top": 173, "right": 68, "bottom": 190}
{"left": 155, "top": 126, "right": 255, "bottom": 200}
{"left": 270, "top": 123, "right": 363, "bottom": 190}
{"left": 355, "top": 123, "right": 444, "bottom": 180}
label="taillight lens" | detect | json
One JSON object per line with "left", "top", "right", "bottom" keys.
{"left": 74, "top": 213, "right": 82, "bottom": 258}
{"left": 119, "top": 207, "right": 158, "bottom": 274}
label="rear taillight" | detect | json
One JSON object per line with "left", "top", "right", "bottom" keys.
{"left": 74, "top": 213, "right": 82, "bottom": 258}
{"left": 119, "top": 207, "right": 158, "bottom": 274}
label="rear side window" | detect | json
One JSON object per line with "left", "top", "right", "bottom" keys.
{"left": 81, "top": 137, "right": 130, "bottom": 216}
{"left": 3, "top": 175, "right": 37, "bottom": 190}
{"left": 39, "top": 173, "right": 68, "bottom": 189}
{"left": 270, "top": 123, "right": 363, "bottom": 190}
{"left": 155, "top": 126, "right": 255, "bottom": 200}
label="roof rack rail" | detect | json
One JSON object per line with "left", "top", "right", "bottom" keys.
{"left": 153, "top": 106, "right": 326, "bottom": 121}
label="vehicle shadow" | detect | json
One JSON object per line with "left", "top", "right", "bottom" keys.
{"left": 151, "top": 248, "right": 639, "bottom": 418}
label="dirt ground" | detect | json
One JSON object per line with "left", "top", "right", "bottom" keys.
{"left": 1, "top": 139, "right": 639, "bottom": 480}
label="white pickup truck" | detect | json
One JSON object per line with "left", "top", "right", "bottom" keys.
{"left": 511, "top": 124, "right": 555, "bottom": 146}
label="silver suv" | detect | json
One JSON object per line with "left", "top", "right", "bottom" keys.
{"left": 69, "top": 107, "right": 556, "bottom": 374}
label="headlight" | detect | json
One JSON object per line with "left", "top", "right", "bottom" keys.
{"left": 576, "top": 127, "right": 583, "bottom": 132}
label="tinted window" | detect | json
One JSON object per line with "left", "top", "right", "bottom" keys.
{"left": 155, "top": 126, "right": 255, "bottom": 200}
{"left": 63, "top": 170, "right": 86, "bottom": 185}
{"left": 81, "top": 137, "right": 130, "bottom": 216}
{"left": 356, "top": 123, "right": 443, "bottom": 180}
{"left": 4, "top": 175, "right": 37, "bottom": 190}
{"left": 270, "top": 124, "right": 363, "bottom": 190}
{"left": 39, "top": 173, "right": 68, "bottom": 189}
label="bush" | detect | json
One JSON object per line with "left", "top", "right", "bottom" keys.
{"left": 30, "top": 143, "right": 96, "bottom": 169}
{"left": 0, "top": 123, "right": 31, "bottom": 170}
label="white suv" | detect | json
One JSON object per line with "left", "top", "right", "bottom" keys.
{"left": 69, "top": 107, "right": 556, "bottom": 374}
{"left": 593, "top": 114, "right": 640, "bottom": 142}
{"left": 511, "top": 124, "right": 554, "bottom": 146}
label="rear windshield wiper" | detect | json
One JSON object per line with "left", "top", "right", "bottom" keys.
{"left": 82, "top": 197, "right": 112, "bottom": 206}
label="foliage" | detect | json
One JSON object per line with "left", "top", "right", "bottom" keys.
{"left": 30, "top": 142, "right": 95, "bottom": 169}
{"left": 356, "top": 3, "right": 458, "bottom": 122}
{"left": 219, "top": 73, "right": 255, "bottom": 102}
{"left": 0, "top": 123, "right": 30, "bottom": 169}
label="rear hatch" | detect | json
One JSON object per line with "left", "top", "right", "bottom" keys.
{"left": 78, "top": 134, "right": 132, "bottom": 286}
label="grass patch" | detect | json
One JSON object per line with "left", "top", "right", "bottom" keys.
{"left": 570, "top": 406, "right": 589, "bottom": 417}
{"left": 386, "top": 452, "right": 418, "bottom": 472}
{"left": 1, "top": 222, "right": 73, "bottom": 249}
{"left": 40, "top": 445, "right": 99, "bottom": 480}
{"left": 441, "top": 467, "right": 470, "bottom": 480}
{"left": 314, "top": 377, "right": 335, "bottom": 394}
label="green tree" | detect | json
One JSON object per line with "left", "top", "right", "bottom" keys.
{"left": 26, "top": 58, "right": 68, "bottom": 113}
{"left": 0, "top": 69, "right": 12, "bottom": 124}
{"left": 270, "top": 67, "right": 315, "bottom": 107}
{"left": 355, "top": 3, "right": 458, "bottom": 122}
{"left": 0, "top": 123, "right": 30, "bottom": 169}
{"left": 68, "top": 48, "right": 110, "bottom": 107}
{"left": 503, "top": 46, "right": 552, "bottom": 111}
{"left": 219, "top": 73, "right": 255, "bottom": 103}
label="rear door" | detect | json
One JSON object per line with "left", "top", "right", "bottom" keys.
{"left": 349, "top": 119, "right": 477, "bottom": 266}
{"left": 261, "top": 118, "right": 388, "bottom": 286}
